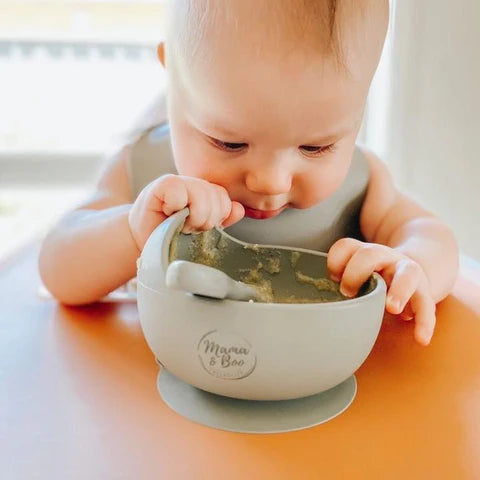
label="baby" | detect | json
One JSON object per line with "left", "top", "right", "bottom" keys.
{"left": 39, "top": 0, "right": 459, "bottom": 346}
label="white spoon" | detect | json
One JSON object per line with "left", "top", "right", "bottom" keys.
{"left": 165, "top": 260, "right": 261, "bottom": 301}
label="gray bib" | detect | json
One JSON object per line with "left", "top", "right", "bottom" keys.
{"left": 129, "top": 124, "right": 369, "bottom": 252}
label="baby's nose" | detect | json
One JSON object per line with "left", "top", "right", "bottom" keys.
{"left": 245, "top": 162, "right": 292, "bottom": 196}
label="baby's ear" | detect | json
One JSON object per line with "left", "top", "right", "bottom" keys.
{"left": 157, "top": 42, "right": 166, "bottom": 67}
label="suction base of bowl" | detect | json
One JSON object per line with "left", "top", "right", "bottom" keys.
{"left": 157, "top": 368, "right": 357, "bottom": 434}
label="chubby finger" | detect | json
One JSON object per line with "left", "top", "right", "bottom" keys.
{"left": 183, "top": 186, "right": 211, "bottom": 232}
{"left": 385, "top": 258, "right": 422, "bottom": 315}
{"left": 197, "top": 187, "right": 222, "bottom": 231}
{"left": 217, "top": 186, "right": 233, "bottom": 224}
{"left": 152, "top": 175, "right": 189, "bottom": 216}
{"left": 213, "top": 185, "right": 237, "bottom": 228}
{"left": 327, "top": 238, "right": 365, "bottom": 281}
{"left": 379, "top": 264, "right": 396, "bottom": 289}
{"left": 410, "top": 290, "right": 436, "bottom": 346}
{"left": 222, "top": 201, "right": 245, "bottom": 228}
{"left": 340, "top": 244, "right": 401, "bottom": 297}
{"left": 399, "top": 302, "right": 415, "bottom": 321}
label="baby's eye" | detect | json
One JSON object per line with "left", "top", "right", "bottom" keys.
{"left": 299, "top": 144, "right": 335, "bottom": 157}
{"left": 210, "top": 137, "right": 248, "bottom": 152}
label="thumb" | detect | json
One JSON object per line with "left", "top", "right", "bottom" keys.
{"left": 222, "top": 201, "right": 245, "bottom": 228}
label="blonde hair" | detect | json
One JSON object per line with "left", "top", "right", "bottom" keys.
{"left": 165, "top": 0, "right": 388, "bottom": 70}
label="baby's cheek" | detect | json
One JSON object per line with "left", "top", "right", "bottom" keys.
{"left": 294, "top": 165, "right": 349, "bottom": 208}
{"left": 170, "top": 121, "right": 216, "bottom": 179}
{"left": 176, "top": 157, "right": 208, "bottom": 178}
{"left": 172, "top": 138, "right": 212, "bottom": 179}
{"left": 176, "top": 152, "right": 240, "bottom": 191}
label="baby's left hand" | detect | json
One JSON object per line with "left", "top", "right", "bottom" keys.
{"left": 327, "top": 238, "right": 436, "bottom": 346}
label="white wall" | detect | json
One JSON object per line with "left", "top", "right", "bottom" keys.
{"left": 364, "top": 0, "right": 480, "bottom": 260}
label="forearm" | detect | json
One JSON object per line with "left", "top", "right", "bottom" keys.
{"left": 387, "top": 217, "right": 459, "bottom": 302}
{"left": 38, "top": 204, "right": 140, "bottom": 305}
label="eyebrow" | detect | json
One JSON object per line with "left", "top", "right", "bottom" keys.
{"left": 202, "top": 125, "right": 350, "bottom": 144}
{"left": 184, "top": 109, "right": 240, "bottom": 137}
{"left": 190, "top": 112, "right": 352, "bottom": 144}
{"left": 302, "top": 128, "right": 351, "bottom": 145}
{"left": 201, "top": 122, "right": 245, "bottom": 139}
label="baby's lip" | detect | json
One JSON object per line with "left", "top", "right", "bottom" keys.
{"left": 242, "top": 204, "right": 288, "bottom": 220}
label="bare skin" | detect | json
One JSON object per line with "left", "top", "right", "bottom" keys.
{"left": 39, "top": 0, "right": 459, "bottom": 346}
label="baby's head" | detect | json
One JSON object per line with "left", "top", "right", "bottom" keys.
{"left": 159, "top": 0, "right": 388, "bottom": 218}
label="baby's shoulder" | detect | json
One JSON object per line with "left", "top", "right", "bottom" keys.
{"left": 75, "top": 144, "right": 133, "bottom": 210}
{"left": 356, "top": 146, "right": 392, "bottom": 181}
{"left": 128, "top": 123, "right": 177, "bottom": 199}
{"left": 357, "top": 146, "right": 402, "bottom": 241}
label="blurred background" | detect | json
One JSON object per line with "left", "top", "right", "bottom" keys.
{"left": 0, "top": 0, "right": 479, "bottom": 265}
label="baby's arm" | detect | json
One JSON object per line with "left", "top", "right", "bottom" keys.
{"left": 38, "top": 146, "right": 140, "bottom": 305}
{"left": 327, "top": 149, "right": 459, "bottom": 345}
{"left": 357, "top": 150, "right": 459, "bottom": 302}
{"left": 39, "top": 147, "right": 245, "bottom": 305}
{"left": 39, "top": 92, "right": 171, "bottom": 305}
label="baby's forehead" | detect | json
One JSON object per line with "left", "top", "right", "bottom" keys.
{"left": 175, "top": 51, "right": 366, "bottom": 146}
{"left": 166, "top": 0, "right": 388, "bottom": 71}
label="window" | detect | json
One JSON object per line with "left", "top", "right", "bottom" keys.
{"left": 0, "top": 1, "right": 167, "bottom": 261}
{"left": 0, "top": 0, "right": 166, "bottom": 154}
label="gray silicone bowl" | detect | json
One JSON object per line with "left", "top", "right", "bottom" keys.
{"left": 137, "top": 208, "right": 386, "bottom": 401}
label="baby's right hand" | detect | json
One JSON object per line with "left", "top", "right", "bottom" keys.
{"left": 128, "top": 174, "right": 245, "bottom": 250}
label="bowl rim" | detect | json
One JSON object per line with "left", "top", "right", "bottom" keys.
{"left": 137, "top": 271, "right": 386, "bottom": 310}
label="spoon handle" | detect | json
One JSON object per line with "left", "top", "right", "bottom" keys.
{"left": 165, "top": 260, "right": 258, "bottom": 301}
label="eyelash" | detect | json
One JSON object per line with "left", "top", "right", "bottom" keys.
{"left": 209, "top": 137, "right": 336, "bottom": 157}
{"left": 210, "top": 138, "right": 248, "bottom": 152}
{"left": 299, "top": 144, "right": 336, "bottom": 157}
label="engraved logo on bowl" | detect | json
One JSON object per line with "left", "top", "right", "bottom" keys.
{"left": 197, "top": 330, "right": 256, "bottom": 380}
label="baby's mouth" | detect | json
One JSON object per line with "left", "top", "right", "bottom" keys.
{"left": 242, "top": 204, "right": 288, "bottom": 220}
